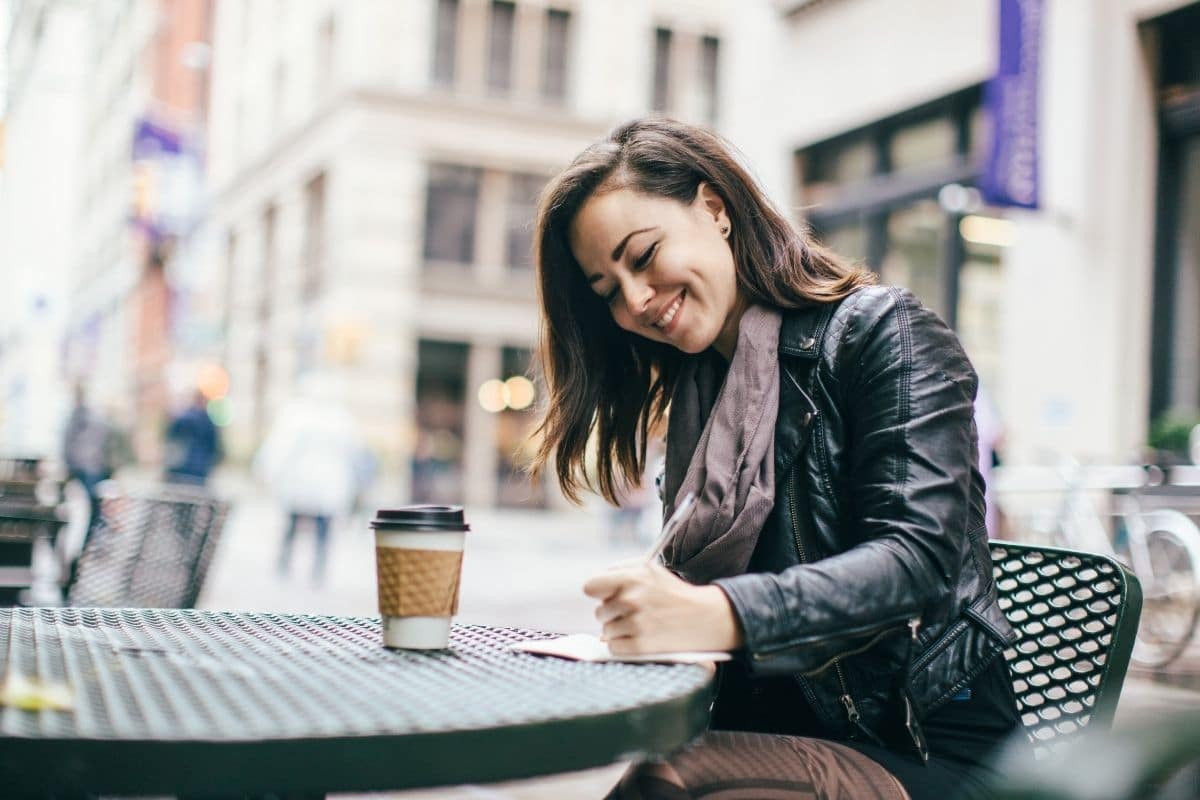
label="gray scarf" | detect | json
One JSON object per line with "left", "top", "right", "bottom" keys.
{"left": 660, "top": 304, "right": 782, "bottom": 584}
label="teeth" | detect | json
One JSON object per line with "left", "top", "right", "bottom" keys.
{"left": 655, "top": 295, "right": 683, "bottom": 329}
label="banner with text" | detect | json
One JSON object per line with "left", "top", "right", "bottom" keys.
{"left": 980, "top": 0, "right": 1043, "bottom": 209}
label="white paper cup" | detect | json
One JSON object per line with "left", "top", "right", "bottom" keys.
{"left": 371, "top": 506, "right": 469, "bottom": 650}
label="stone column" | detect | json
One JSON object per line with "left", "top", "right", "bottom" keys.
{"left": 456, "top": 0, "right": 489, "bottom": 95}
{"left": 476, "top": 169, "right": 508, "bottom": 285}
{"left": 463, "top": 342, "right": 501, "bottom": 508}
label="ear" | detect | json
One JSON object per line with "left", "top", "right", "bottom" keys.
{"left": 696, "top": 182, "right": 728, "bottom": 226}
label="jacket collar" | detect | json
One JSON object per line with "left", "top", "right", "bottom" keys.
{"left": 779, "top": 301, "right": 836, "bottom": 360}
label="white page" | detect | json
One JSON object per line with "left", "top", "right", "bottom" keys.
{"left": 512, "top": 633, "right": 731, "bottom": 664}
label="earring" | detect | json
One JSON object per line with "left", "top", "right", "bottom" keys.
{"left": 720, "top": 225, "right": 730, "bottom": 238}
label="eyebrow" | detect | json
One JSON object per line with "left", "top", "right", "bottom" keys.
{"left": 587, "top": 227, "right": 657, "bottom": 284}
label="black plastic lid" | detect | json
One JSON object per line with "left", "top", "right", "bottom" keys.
{"left": 370, "top": 505, "right": 469, "bottom": 532}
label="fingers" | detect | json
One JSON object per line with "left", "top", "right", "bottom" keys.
{"left": 601, "top": 615, "right": 639, "bottom": 647}
{"left": 595, "top": 596, "right": 633, "bottom": 625}
{"left": 582, "top": 563, "right": 648, "bottom": 599}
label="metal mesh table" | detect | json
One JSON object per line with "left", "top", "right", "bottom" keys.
{"left": 0, "top": 608, "right": 713, "bottom": 797}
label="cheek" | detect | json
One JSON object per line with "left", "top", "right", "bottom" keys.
{"left": 610, "top": 306, "right": 638, "bottom": 333}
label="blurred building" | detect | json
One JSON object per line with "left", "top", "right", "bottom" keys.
{"left": 0, "top": 0, "right": 88, "bottom": 456}
{"left": 5, "top": 0, "right": 1197, "bottom": 501}
{"left": 732, "top": 0, "right": 1200, "bottom": 466}
{"left": 1, "top": 0, "right": 214, "bottom": 461}
{"left": 204, "top": 0, "right": 729, "bottom": 507}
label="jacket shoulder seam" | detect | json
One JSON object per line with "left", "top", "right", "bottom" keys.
{"left": 887, "top": 286, "right": 913, "bottom": 510}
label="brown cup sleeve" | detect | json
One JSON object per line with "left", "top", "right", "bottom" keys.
{"left": 375, "top": 547, "right": 463, "bottom": 617}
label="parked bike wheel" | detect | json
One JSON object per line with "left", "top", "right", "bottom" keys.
{"left": 1130, "top": 511, "right": 1200, "bottom": 669}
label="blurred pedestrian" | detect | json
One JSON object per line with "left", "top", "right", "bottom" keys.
{"left": 253, "top": 373, "right": 373, "bottom": 586}
{"left": 61, "top": 385, "right": 130, "bottom": 594}
{"left": 61, "top": 385, "right": 121, "bottom": 534}
{"left": 163, "top": 391, "right": 222, "bottom": 486}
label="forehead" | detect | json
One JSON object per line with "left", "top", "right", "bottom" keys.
{"left": 568, "top": 188, "right": 683, "bottom": 269}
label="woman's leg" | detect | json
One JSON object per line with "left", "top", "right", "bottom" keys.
{"left": 608, "top": 731, "right": 911, "bottom": 800}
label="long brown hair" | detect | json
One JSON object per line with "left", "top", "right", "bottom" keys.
{"left": 529, "top": 117, "right": 874, "bottom": 504}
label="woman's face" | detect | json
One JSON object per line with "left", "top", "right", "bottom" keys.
{"left": 568, "top": 184, "right": 744, "bottom": 358}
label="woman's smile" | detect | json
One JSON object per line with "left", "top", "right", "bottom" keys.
{"left": 651, "top": 290, "right": 686, "bottom": 334}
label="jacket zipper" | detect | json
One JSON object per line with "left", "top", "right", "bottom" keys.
{"left": 902, "top": 617, "right": 930, "bottom": 763}
{"left": 787, "top": 466, "right": 883, "bottom": 746}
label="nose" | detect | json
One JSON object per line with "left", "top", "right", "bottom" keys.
{"left": 620, "top": 274, "right": 654, "bottom": 316}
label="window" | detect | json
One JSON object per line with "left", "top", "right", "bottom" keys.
{"left": 487, "top": 0, "right": 516, "bottom": 94}
{"left": 432, "top": 0, "right": 459, "bottom": 86}
{"left": 798, "top": 86, "right": 986, "bottom": 333}
{"left": 302, "top": 173, "right": 326, "bottom": 302}
{"left": 413, "top": 339, "right": 469, "bottom": 505}
{"left": 652, "top": 28, "right": 672, "bottom": 112}
{"left": 423, "top": 164, "right": 481, "bottom": 265}
{"left": 699, "top": 36, "right": 720, "bottom": 123}
{"left": 542, "top": 8, "right": 570, "bottom": 101}
{"left": 890, "top": 115, "right": 958, "bottom": 173}
{"left": 1149, "top": 4, "right": 1200, "bottom": 423}
{"left": 506, "top": 173, "right": 544, "bottom": 269}
{"left": 880, "top": 199, "right": 948, "bottom": 320}
{"left": 801, "top": 133, "right": 876, "bottom": 206}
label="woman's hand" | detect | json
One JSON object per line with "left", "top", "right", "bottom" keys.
{"left": 582, "top": 562, "right": 744, "bottom": 655}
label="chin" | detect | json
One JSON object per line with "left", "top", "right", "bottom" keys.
{"left": 669, "top": 334, "right": 715, "bottom": 355}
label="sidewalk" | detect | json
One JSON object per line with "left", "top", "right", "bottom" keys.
{"left": 196, "top": 479, "right": 1200, "bottom": 799}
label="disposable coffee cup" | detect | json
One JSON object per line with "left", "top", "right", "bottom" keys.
{"left": 371, "top": 505, "right": 469, "bottom": 649}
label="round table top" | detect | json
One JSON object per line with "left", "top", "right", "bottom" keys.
{"left": 0, "top": 606, "right": 714, "bottom": 796}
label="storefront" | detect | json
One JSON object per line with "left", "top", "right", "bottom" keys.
{"left": 1149, "top": 3, "right": 1200, "bottom": 435}
{"left": 796, "top": 85, "right": 1005, "bottom": 392}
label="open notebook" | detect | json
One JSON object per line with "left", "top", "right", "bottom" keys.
{"left": 513, "top": 633, "right": 731, "bottom": 664}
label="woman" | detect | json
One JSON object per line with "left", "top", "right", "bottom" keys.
{"left": 530, "top": 118, "right": 1022, "bottom": 799}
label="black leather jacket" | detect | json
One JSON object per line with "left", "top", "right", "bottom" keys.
{"left": 711, "top": 285, "right": 1016, "bottom": 762}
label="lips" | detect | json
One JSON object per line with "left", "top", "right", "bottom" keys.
{"left": 651, "top": 291, "right": 685, "bottom": 333}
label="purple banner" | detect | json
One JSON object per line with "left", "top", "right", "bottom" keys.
{"left": 980, "top": 0, "right": 1043, "bottom": 209}
{"left": 132, "top": 116, "right": 184, "bottom": 160}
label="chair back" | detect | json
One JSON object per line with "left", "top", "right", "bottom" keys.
{"left": 67, "top": 485, "right": 229, "bottom": 609}
{"left": 991, "top": 541, "right": 1143, "bottom": 757}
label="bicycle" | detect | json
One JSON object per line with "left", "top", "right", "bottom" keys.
{"left": 1027, "top": 460, "right": 1200, "bottom": 669}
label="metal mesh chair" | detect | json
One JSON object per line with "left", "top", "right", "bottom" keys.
{"left": 991, "top": 541, "right": 1143, "bottom": 757}
{"left": 66, "top": 484, "right": 229, "bottom": 609}
{"left": 0, "top": 461, "right": 65, "bottom": 606}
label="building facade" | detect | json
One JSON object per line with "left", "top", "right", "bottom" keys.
{"left": 1, "top": 0, "right": 213, "bottom": 460}
{"left": 727, "top": 0, "right": 1200, "bottom": 467}
{"left": 0, "top": 0, "right": 89, "bottom": 456}
{"left": 204, "top": 0, "right": 730, "bottom": 507}
{"left": 5, "top": 0, "right": 1196, "bottom": 501}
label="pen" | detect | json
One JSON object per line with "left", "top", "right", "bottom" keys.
{"left": 643, "top": 491, "right": 696, "bottom": 565}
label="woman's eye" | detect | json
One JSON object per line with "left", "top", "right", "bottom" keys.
{"left": 604, "top": 287, "right": 620, "bottom": 306}
{"left": 634, "top": 242, "right": 658, "bottom": 270}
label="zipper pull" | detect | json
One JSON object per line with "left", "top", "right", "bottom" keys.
{"left": 903, "top": 691, "right": 930, "bottom": 764}
{"left": 903, "top": 617, "right": 921, "bottom": 684}
{"left": 841, "top": 694, "right": 886, "bottom": 747}
{"left": 840, "top": 693, "right": 861, "bottom": 723}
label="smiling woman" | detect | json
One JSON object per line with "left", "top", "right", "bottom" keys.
{"left": 532, "top": 118, "right": 870, "bottom": 506}
{"left": 570, "top": 185, "right": 742, "bottom": 357}
{"left": 526, "top": 118, "right": 1025, "bottom": 800}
